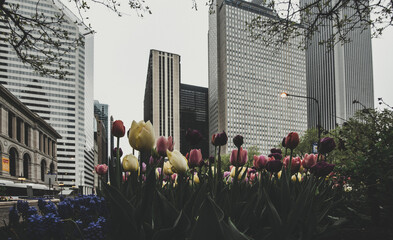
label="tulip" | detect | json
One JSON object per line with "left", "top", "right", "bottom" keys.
{"left": 249, "top": 172, "right": 257, "bottom": 182}
{"left": 253, "top": 155, "right": 268, "bottom": 170}
{"left": 193, "top": 172, "right": 200, "bottom": 184}
{"left": 122, "top": 154, "right": 139, "bottom": 172}
{"left": 277, "top": 170, "right": 282, "bottom": 179}
{"left": 94, "top": 164, "right": 108, "bottom": 175}
{"left": 112, "top": 147, "right": 123, "bottom": 158}
{"left": 233, "top": 135, "right": 244, "bottom": 148}
{"left": 141, "top": 162, "right": 146, "bottom": 173}
{"left": 155, "top": 167, "right": 162, "bottom": 179}
{"left": 188, "top": 149, "right": 203, "bottom": 168}
{"left": 156, "top": 136, "right": 169, "bottom": 156}
{"left": 129, "top": 120, "right": 155, "bottom": 151}
{"left": 318, "top": 137, "right": 336, "bottom": 154}
{"left": 163, "top": 161, "right": 174, "bottom": 176}
{"left": 270, "top": 148, "right": 282, "bottom": 154}
{"left": 166, "top": 150, "right": 189, "bottom": 174}
{"left": 230, "top": 166, "right": 247, "bottom": 180}
{"left": 268, "top": 152, "right": 283, "bottom": 161}
{"left": 282, "top": 137, "right": 286, "bottom": 147}
{"left": 266, "top": 159, "right": 283, "bottom": 173}
{"left": 291, "top": 172, "right": 303, "bottom": 182}
{"left": 285, "top": 132, "right": 300, "bottom": 150}
{"left": 310, "top": 161, "right": 335, "bottom": 177}
{"left": 283, "top": 156, "right": 301, "bottom": 173}
{"left": 112, "top": 120, "right": 125, "bottom": 138}
{"left": 212, "top": 131, "right": 228, "bottom": 146}
{"left": 185, "top": 128, "right": 202, "bottom": 146}
{"left": 230, "top": 148, "right": 248, "bottom": 166}
{"left": 302, "top": 153, "right": 317, "bottom": 169}
{"left": 223, "top": 171, "right": 231, "bottom": 178}
{"left": 168, "top": 136, "right": 174, "bottom": 151}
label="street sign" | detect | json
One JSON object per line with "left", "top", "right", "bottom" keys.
{"left": 312, "top": 143, "right": 318, "bottom": 154}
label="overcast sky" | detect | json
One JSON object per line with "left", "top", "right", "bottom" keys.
{"left": 64, "top": 0, "right": 393, "bottom": 154}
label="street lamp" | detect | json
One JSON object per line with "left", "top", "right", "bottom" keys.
{"left": 280, "top": 92, "right": 321, "bottom": 144}
{"left": 59, "top": 182, "right": 64, "bottom": 196}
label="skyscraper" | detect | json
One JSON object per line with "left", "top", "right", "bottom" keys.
{"left": 94, "top": 101, "right": 109, "bottom": 136}
{"left": 0, "top": 0, "right": 95, "bottom": 194}
{"left": 144, "top": 49, "right": 181, "bottom": 149}
{"left": 301, "top": 0, "right": 374, "bottom": 130}
{"left": 208, "top": 0, "right": 307, "bottom": 154}
{"left": 180, "top": 83, "right": 209, "bottom": 158}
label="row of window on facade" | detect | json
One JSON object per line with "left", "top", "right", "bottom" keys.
{"left": 7, "top": 111, "right": 56, "bottom": 157}
{"left": 0, "top": 146, "right": 54, "bottom": 182}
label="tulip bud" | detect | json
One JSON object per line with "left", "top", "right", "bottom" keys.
{"left": 285, "top": 132, "right": 300, "bottom": 150}
{"left": 163, "top": 161, "right": 174, "bottom": 176}
{"left": 270, "top": 148, "right": 282, "bottom": 154}
{"left": 156, "top": 136, "right": 169, "bottom": 156}
{"left": 185, "top": 128, "right": 203, "bottom": 146}
{"left": 188, "top": 149, "right": 203, "bottom": 168}
{"left": 112, "top": 120, "right": 126, "bottom": 138}
{"left": 230, "top": 148, "right": 248, "bottom": 167}
{"left": 166, "top": 150, "right": 189, "bottom": 174}
{"left": 155, "top": 167, "right": 162, "bottom": 179}
{"left": 253, "top": 155, "right": 268, "bottom": 170}
{"left": 193, "top": 172, "right": 200, "bottom": 184}
{"left": 233, "top": 135, "right": 244, "bottom": 148}
{"left": 302, "top": 154, "right": 317, "bottom": 169}
{"left": 318, "top": 137, "right": 336, "bottom": 154}
{"left": 94, "top": 164, "right": 108, "bottom": 175}
{"left": 282, "top": 137, "right": 286, "bottom": 147}
{"left": 141, "top": 162, "right": 146, "bottom": 173}
{"left": 129, "top": 120, "right": 155, "bottom": 152}
{"left": 122, "top": 154, "right": 139, "bottom": 172}
{"left": 291, "top": 173, "right": 303, "bottom": 182}
{"left": 112, "top": 147, "right": 123, "bottom": 158}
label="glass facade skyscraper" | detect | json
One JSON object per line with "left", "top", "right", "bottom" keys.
{"left": 301, "top": 0, "right": 374, "bottom": 130}
{"left": 0, "top": 0, "right": 95, "bottom": 194}
{"left": 208, "top": 0, "right": 307, "bottom": 154}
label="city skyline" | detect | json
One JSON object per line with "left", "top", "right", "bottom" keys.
{"left": 36, "top": 0, "right": 393, "bottom": 155}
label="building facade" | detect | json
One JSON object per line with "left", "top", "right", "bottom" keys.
{"left": 144, "top": 50, "right": 181, "bottom": 150}
{"left": 180, "top": 84, "right": 209, "bottom": 158}
{"left": 208, "top": 0, "right": 307, "bottom": 155}
{"left": 0, "top": 85, "right": 61, "bottom": 194}
{"left": 301, "top": 0, "right": 374, "bottom": 130}
{"left": 94, "top": 100, "right": 109, "bottom": 162}
{"left": 0, "top": 0, "right": 95, "bottom": 194}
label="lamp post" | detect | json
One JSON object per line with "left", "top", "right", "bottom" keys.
{"left": 280, "top": 92, "right": 321, "bottom": 143}
{"left": 59, "top": 182, "right": 64, "bottom": 196}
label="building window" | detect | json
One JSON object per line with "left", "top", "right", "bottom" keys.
{"left": 23, "top": 153, "right": 30, "bottom": 179}
{"left": 9, "top": 147, "right": 18, "bottom": 177}
{"left": 41, "top": 159, "right": 47, "bottom": 181}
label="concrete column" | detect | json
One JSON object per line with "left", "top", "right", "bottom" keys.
{"left": 48, "top": 139, "right": 52, "bottom": 156}
{"left": 12, "top": 116, "right": 17, "bottom": 140}
{"left": 0, "top": 105, "right": 2, "bottom": 135}
{"left": 21, "top": 121, "right": 25, "bottom": 145}
{"left": 40, "top": 133, "right": 43, "bottom": 152}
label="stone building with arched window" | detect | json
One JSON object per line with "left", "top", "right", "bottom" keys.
{"left": 0, "top": 85, "right": 61, "bottom": 195}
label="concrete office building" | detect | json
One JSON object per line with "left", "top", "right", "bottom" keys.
{"left": 180, "top": 84, "right": 209, "bottom": 158}
{"left": 0, "top": 0, "right": 95, "bottom": 194}
{"left": 208, "top": 0, "right": 307, "bottom": 154}
{"left": 144, "top": 50, "right": 181, "bottom": 150}
{"left": 301, "top": 0, "right": 374, "bottom": 130}
{"left": 0, "top": 85, "right": 61, "bottom": 195}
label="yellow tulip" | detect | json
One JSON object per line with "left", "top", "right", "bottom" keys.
{"left": 166, "top": 150, "right": 189, "bottom": 174}
{"left": 194, "top": 173, "right": 200, "bottom": 184}
{"left": 277, "top": 170, "right": 282, "bottom": 179}
{"left": 122, "top": 154, "right": 139, "bottom": 172}
{"left": 129, "top": 120, "right": 155, "bottom": 152}
{"left": 291, "top": 172, "right": 303, "bottom": 182}
{"left": 163, "top": 161, "right": 174, "bottom": 176}
{"left": 230, "top": 166, "right": 246, "bottom": 180}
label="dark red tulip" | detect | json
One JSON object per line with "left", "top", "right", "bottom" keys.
{"left": 186, "top": 128, "right": 202, "bottom": 146}
{"left": 310, "top": 161, "right": 335, "bottom": 177}
{"left": 212, "top": 131, "right": 228, "bottom": 146}
{"left": 266, "top": 159, "right": 283, "bottom": 173}
{"left": 318, "top": 137, "right": 336, "bottom": 154}
{"left": 233, "top": 135, "right": 244, "bottom": 148}
{"left": 112, "top": 120, "right": 125, "bottom": 138}
{"left": 285, "top": 132, "right": 299, "bottom": 150}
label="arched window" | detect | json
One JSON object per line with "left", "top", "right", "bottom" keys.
{"left": 40, "top": 159, "right": 47, "bottom": 181}
{"left": 9, "top": 148, "right": 18, "bottom": 177}
{"left": 23, "top": 154, "right": 30, "bottom": 179}
{"left": 50, "top": 162, "right": 55, "bottom": 174}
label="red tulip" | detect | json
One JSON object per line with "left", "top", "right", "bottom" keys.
{"left": 302, "top": 153, "right": 318, "bottom": 169}
{"left": 230, "top": 147, "right": 248, "bottom": 167}
{"left": 112, "top": 120, "right": 125, "bottom": 138}
{"left": 95, "top": 164, "right": 108, "bottom": 175}
{"left": 285, "top": 132, "right": 299, "bottom": 150}
{"left": 253, "top": 155, "right": 268, "bottom": 170}
{"left": 188, "top": 149, "right": 203, "bottom": 168}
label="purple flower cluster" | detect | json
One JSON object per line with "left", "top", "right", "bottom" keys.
{"left": 9, "top": 195, "right": 108, "bottom": 240}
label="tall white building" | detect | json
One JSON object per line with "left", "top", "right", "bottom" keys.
{"left": 0, "top": 0, "right": 95, "bottom": 194}
{"left": 144, "top": 50, "right": 181, "bottom": 149}
{"left": 208, "top": 0, "right": 307, "bottom": 154}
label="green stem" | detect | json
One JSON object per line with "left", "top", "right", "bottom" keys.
{"left": 116, "top": 137, "right": 121, "bottom": 189}
{"left": 288, "top": 149, "right": 293, "bottom": 178}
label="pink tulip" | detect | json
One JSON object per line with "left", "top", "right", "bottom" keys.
{"left": 223, "top": 171, "right": 231, "bottom": 178}
{"left": 230, "top": 147, "right": 248, "bottom": 166}
{"left": 249, "top": 172, "right": 258, "bottom": 182}
{"left": 189, "top": 149, "right": 203, "bottom": 168}
{"left": 302, "top": 154, "right": 318, "bottom": 169}
{"left": 94, "top": 164, "right": 108, "bottom": 175}
{"left": 253, "top": 155, "right": 268, "bottom": 170}
{"left": 283, "top": 156, "right": 301, "bottom": 173}
{"left": 168, "top": 136, "right": 174, "bottom": 151}
{"left": 156, "top": 136, "right": 169, "bottom": 156}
